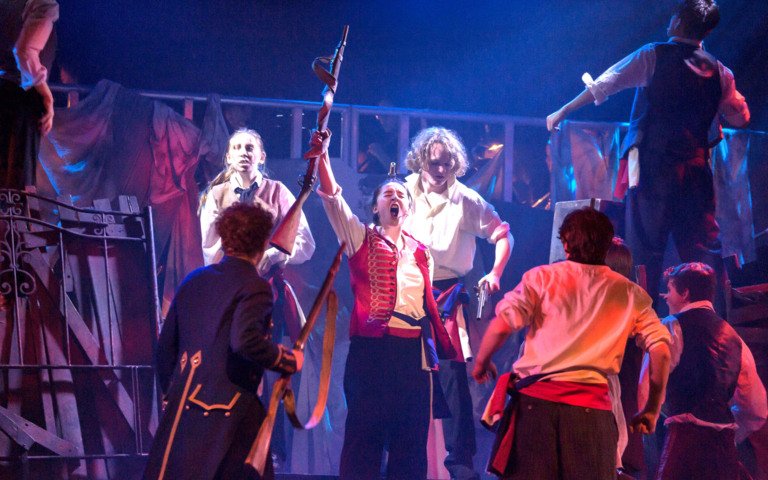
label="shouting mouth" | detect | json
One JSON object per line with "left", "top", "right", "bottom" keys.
{"left": 389, "top": 204, "right": 400, "bottom": 219}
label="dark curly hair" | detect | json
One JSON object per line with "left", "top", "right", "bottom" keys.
{"left": 663, "top": 262, "right": 716, "bottom": 302}
{"left": 558, "top": 207, "right": 614, "bottom": 265}
{"left": 215, "top": 202, "right": 274, "bottom": 259}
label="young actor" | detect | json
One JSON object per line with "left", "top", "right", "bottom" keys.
{"left": 651, "top": 262, "right": 766, "bottom": 479}
{"left": 403, "top": 126, "right": 512, "bottom": 480}
{"left": 314, "top": 129, "right": 454, "bottom": 480}
{"left": 199, "top": 128, "right": 314, "bottom": 275}
{"left": 144, "top": 202, "right": 303, "bottom": 480}
{"left": 473, "top": 208, "right": 672, "bottom": 480}
{"left": 547, "top": 0, "right": 750, "bottom": 308}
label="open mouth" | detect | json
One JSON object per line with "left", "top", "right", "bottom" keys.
{"left": 389, "top": 204, "right": 400, "bottom": 219}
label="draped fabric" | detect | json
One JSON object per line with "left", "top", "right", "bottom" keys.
{"left": 37, "top": 81, "right": 346, "bottom": 475}
{"left": 549, "top": 120, "right": 766, "bottom": 263}
{"left": 712, "top": 130, "right": 756, "bottom": 264}
{"left": 549, "top": 120, "right": 623, "bottom": 204}
{"left": 37, "top": 80, "right": 230, "bottom": 312}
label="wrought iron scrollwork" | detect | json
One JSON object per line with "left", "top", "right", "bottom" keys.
{"left": 0, "top": 190, "right": 24, "bottom": 217}
{"left": 0, "top": 219, "right": 38, "bottom": 297}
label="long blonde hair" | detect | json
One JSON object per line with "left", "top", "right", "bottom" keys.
{"left": 198, "top": 128, "right": 266, "bottom": 214}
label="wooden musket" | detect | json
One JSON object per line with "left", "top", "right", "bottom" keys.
{"left": 270, "top": 26, "right": 349, "bottom": 255}
{"left": 245, "top": 243, "right": 345, "bottom": 475}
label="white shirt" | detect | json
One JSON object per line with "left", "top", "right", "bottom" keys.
{"left": 403, "top": 173, "right": 511, "bottom": 281}
{"left": 199, "top": 171, "right": 315, "bottom": 274}
{"left": 585, "top": 37, "right": 750, "bottom": 128}
{"left": 496, "top": 260, "right": 670, "bottom": 384}
{"left": 12, "top": 0, "right": 58, "bottom": 90}
{"left": 317, "top": 185, "right": 431, "bottom": 326}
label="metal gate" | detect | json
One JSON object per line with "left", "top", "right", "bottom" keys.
{"left": 0, "top": 188, "right": 160, "bottom": 480}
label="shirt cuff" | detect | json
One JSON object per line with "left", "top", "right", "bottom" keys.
{"left": 643, "top": 336, "right": 672, "bottom": 353}
{"left": 583, "top": 72, "right": 609, "bottom": 106}
{"left": 315, "top": 184, "right": 343, "bottom": 201}
{"left": 13, "top": 47, "right": 47, "bottom": 90}
{"left": 489, "top": 222, "right": 511, "bottom": 243}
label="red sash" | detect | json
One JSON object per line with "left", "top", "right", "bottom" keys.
{"left": 486, "top": 376, "right": 610, "bottom": 477}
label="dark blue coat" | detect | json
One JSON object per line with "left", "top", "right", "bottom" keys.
{"left": 144, "top": 256, "right": 297, "bottom": 480}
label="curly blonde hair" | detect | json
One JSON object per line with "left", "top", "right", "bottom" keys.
{"left": 404, "top": 127, "right": 469, "bottom": 178}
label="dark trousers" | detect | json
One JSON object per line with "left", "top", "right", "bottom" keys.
{"left": 432, "top": 277, "right": 478, "bottom": 479}
{"left": 625, "top": 148, "right": 721, "bottom": 309}
{"left": 656, "top": 423, "right": 740, "bottom": 480}
{"left": 438, "top": 360, "right": 479, "bottom": 480}
{"left": 0, "top": 79, "right": 42, "bottom": 190}
{"left": 505, "top": 394, "right": 618, "bottom": 480}
{"left": 340, "top": 336, "right": 430, "bottom": 480}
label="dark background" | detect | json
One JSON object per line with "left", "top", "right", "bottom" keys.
{"left": 54, "top": 0, "right": 768, "bottom": 130}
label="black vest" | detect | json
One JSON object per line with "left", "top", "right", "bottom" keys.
{"left": 664, "top": 308, "right": 742, "bottom": 424}
{"left": 621, "top": 42, "right": 722, "bottom": 161}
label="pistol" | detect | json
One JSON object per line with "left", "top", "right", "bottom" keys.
{"left": 476, "top": 282, "right": 489, "bottom": 321}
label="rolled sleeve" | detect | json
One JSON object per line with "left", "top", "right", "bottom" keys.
{"left": 717, "top": 64, "right": 750, "bottom": 127}
{"left": 316, "top": 185, "right": 366, "bottom": 256}
{"left": 632, "top": 303, "right": 671, "bottom": 353}
{"left": 494, "top": 272, "right": 538, "bottom": 331}
{"left": 467, "top": 194, "right": 505, "bottom": 242}
{"left": 199, "top": 193, "right": 222, "bottom": 265}
{"left": 659, "top": 316, "right": 683, "bottom": 369}
{"left": 731, "top": 339, "right": 767, "bottom": 442}
{"left": 14, "top": 0, "right": 59, "bottom": 90}
{"left": 588, "top": 44, "right": 656, "bottom": 106}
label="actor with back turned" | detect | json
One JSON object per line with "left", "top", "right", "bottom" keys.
{"left": 473, "top": 207, "right": 672, "bottom": 480}
{"left": 144, "top": 203, "right": 303, "bottom": 480}
{"left": 546, "top": 0, "right": 750, "bottom": 309}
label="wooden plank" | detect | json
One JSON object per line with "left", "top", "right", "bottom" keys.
{"left": 25, "top": 248, "right": 136, "bottom": 431}
{"left": 0, "top": 405, "right": 81, "bottom": 456}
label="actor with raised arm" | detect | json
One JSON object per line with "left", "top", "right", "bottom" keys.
{"left": 547, "top": 0, "right": 750, "bottom": 308}
{"left": 313, "top": 129, "right": 454, "bottom": 480}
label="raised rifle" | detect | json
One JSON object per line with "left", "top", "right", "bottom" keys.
{"left": 269, "top": 26, "right": 349, "bottom": 255}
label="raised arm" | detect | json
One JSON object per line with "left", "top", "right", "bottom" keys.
{"left": 316, "top": 134, "right": 338, "bottom": 196}
{"left": 547, "top": 44, "right": 656, "bottom": 132}
{"left": 314, "top": 131, "right": 365, "bottom": 256}
{"left": 547, "top": 89, "right": 596, "bottom": 132}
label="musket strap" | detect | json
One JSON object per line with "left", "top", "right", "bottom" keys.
{"left": 283, "top": 289, "right": 337, "bottom": 429}
{"left": 245, "top": 290, "right": 338, "bottom": 475}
